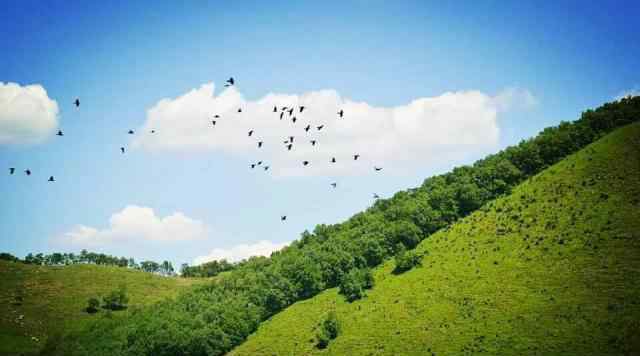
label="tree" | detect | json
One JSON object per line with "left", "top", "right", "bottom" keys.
{"left": 86, "top": 297, "right": 100, "bottom": 313}
{"left": 339, "top": 268, "right": 374, "bottom": 302}
{"left": 102, "top": 284, "right": 129, "bottom": 310}
{"left": 316, "top": 311, "right": 340, "bottom": 349}
{"left": 0, "top": 252, "right": 19, "bottom": 262}
{"left": 394, "top": 249, "right": 423, "bottom": 274}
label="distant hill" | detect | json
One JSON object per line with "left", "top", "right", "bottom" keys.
{"left": 0, "top": 261, "right": 205, "bottom": 356}
{"left": 231, "top": 122, "right": 640, "bottom": 355}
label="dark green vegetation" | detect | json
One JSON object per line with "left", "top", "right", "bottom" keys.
{"left": 5, "top": 97, "right": 639, "bottom": 355}
{"left": 180, "top": 259, "right": 236, "bottom": 278}
{"left": 232, "top": 119, "right": 640, "bottom": 355}
{"left": 316, "top": 311, "right": 340, "bottom": 349}
{"left": 0, "top": 261, "right": 204, "bottom": 356}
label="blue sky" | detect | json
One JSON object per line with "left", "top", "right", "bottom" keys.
{"left": 1, "top": 0, "right": 638, "bottom": 266}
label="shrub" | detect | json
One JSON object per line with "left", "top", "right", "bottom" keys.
{"left": 102, "top": 285, "right": 129, "bottom": 311}
{"left": 394, "top": 249, "right": 423, "bottom": 274}
{"left": 316, "top": 311, "right": 340, "bottom": 349}
{"left": 338, "top": 268, "right": 374, "bottom": 302}
{"left": 86, "top": 297, "right": 100, "bottom": 314}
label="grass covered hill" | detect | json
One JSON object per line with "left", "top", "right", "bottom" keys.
{"left": 48, "top": 97, "right": 640, "bottom": 355}
{"left": 0, "top": 261, "right": 204, "bottom": 356}
{"left": 231, "top": 122, "right": 640, "bottom": 355}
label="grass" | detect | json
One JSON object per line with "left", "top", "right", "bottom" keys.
{"left": 230, "top": 122, "right": 640, "bottom": 355}
{"left": 0, "top": 262, "right": 206, "bottom": 356}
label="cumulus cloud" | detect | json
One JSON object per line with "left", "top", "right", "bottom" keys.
{"left": 133, "top": 83, "right": 536, "bottom": 176}
{"left": 193, "top": 240, "right": 289, "bottom": 265}
{"left": 61, "top": 205, "right": 208, "bottom": 248}
{"left": 0, "top": 82, "right": 59, "bottom": 144}
{"left": 614, "top": 87, "right": 640, "bottom": 101}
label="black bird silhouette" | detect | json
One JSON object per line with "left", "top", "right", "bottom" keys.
{"left": 273, "top": 106, "right": 277, "bottom": 112}
{"left": 304, "top": 125, "right": 311, "bottom": 132}
{"left": 338, "top": 109, "right": 344, "bottom": 118}
{"left": 56, "top": 130, "right": 64, "bottom": 136}
{"left": 9, "top": 168, "right": 15, "bottom": 175}
{"left": 225, "top": 77, "right": 235, "bottom": 86}
{"left": 354, "top": 154, "right": 360, "bottom": 160}
{"left": 288, "top": 108, "right": 294, "bottom": 116}
{"left": 373, "top": 193, "right": 380, "bottom": 199}
{"left": 331, "top": 157, "right": 336, "bottom": 163}
{"left": 331, "top": 182, "right": 337, "bottom": 188}
{"left": 238, "top": 108, "right": 242, "bottom": 113}
{"left": 120, "top": 147, "right": 125, "bottom": 154}
{"left": 257, "top": 161, "right": 263, "bottom": 165}
{"left": 48, "top": 176, "right": 55, "bottom": 182}
{"left": 74, "top": 98, "right": 80, "bottom": 107}
{"left": 303, "top": 161, "right": 309, "bottom": 166}
{"left": 264, "top": 166, "right": 270, "bottom": 171}
{"left": 374, "top": 167, "right": 383, "bottom": 171}
{"left": 299, "top": 106, "right": 305, "bottom": 113}
{"left": 128, "top": 130, "right": 134, "bottom": 135}
{"left": 251, "top": 163, "right": 256, "bottom": 169}
{"left": 281, "top": 215, "right": 287, "bottom": 221}
{"left": 317, "top": 125, "right": 324, "bottom": 131}
{"left": 287, "top": 143, "right": 293, "bottom": 151}
{"left": 248, "top": 130, "right": 254, "bottom": 137}
{"left": 280, "top": 112, "right": 284, "bottom": 120}
{"left": 281, "top": 106, "right": 288, "bottom": 111}
{"left": 292, "top": 117, "right": 297, "bottom": 123}
{"left": 310, "top": 140, "right": 317, "bottom": 146}
{"left": 289, "top": 136, "right": 294, "bottom": 143}
{"left": 214, "top": 114, "right": 220, "bottom": 118}
{"left": 151, "top": 130, "right": 156, "bottom": 133}
{"left": 25, "top": 169, "right": 31, "bottom": 176}
{"left": 211, "top": 121, "right": 216, "bottom": 126}
{"left": 258, "top": 141, "right": 263, "bottom": 148}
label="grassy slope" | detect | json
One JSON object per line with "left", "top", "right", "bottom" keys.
{"left": 0, "top": 262, "right": 205, "bottom": 356}
{"left": 231, "top": 123, "right": 640, "bottom": 356}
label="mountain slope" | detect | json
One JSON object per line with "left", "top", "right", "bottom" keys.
{"left": 0, "top": 261, "right": 204, "bottom": 356}
{"left": 231, "top": 122, "right": 640, "bottom": 355}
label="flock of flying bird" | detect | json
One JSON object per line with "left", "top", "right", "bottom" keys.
{"left": 7, "top": 77, "right": 383, "bottom": 221}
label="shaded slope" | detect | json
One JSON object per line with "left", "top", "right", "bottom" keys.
{"left": 0, "top": 261, "right": 204, "bottom": 356}
{"left": 231, "top": 122, "right": 640, "bottom": 355}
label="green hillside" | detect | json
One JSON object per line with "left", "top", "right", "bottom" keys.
{"left": 231, "top": 122, "right": 640, "bottom": 355}
{"left": 0, "top": 261, "right": 204, "bottom": 356}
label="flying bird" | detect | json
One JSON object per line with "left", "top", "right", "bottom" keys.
{"left": 238, "top": 108, "right": 242, "bottom": 113}
{"left": 264, "top": 166, "right": 270, "bottom": 171}
{"left": 331, "top": 182, "right": 337, "bottom": 188}
{"left": 310, "top": 140, "right": 317, "bottom": 146}
{"left": 25, "top": 169, "right": 31, "bottom": 176}
{"left": 289, "top": 136, "right": 294, "bottom": 143}
{"left": 211, "top": 121, "right": 217, "bottom": 126}
{"left": 74, "top": 98, "right": 80, "bottom": 107}
{"left": 331, "top": 157, "right": 336, "bottom": 163}
{"left": 373, "top": 193, "right": 380, "bottom": 199}
{"left": 281, "top": 106, "right": 288, "bottom": 111}
{"left": 48, "top": 176, "right": 55, "bottom": 182}
{"left": 214, "top": 114, "right": 220, "bottom": 118}
{"left": 292, "top": 117, "right": 297, "bottom": 123}
{"left": 225, "top": 77, "right": 235, "bottom": 86}
{"left": 299, "top": 106, "right": 305, "bottom": 113}
{"left": 354, "top": 154, "right": 360, "bottom": 160}
{"left": 56, "top": 130, "right": 64, "bottom": 136}
{"left": 128, "top": 130, "right": 134, "bottom": 135}
{"left": 280, "top": 112, "right": 284, "bottom": 120}
{"left": 317, "top": 125, "right": 324, "bottom": 131}
{"left": 374, "top": 167, "right": 383, "bottom": 171}
{"left": 258, "top": 141, "right": 263, "bottom": 148}
{"left": 281, "top": 215, "right": 287, "bottom": 221}
{"left": 9, "top": 168, "right": 15, "bottom": 175}
{"left": 248, "top": 130, "right": 254, "bottom": 137}
{"left": 273, "top": 106, "right": 278, "bottom": 112}
{"left": 288, "top": 108, "right": 294, "bottom": 116}
{"left": 257, "top": 161, "right": 263, "bottom": 165}
{"left": 303, "top": 161, "right": 309, "bottom": 166}
{"left": 287, "top": 143, "right": 293, "bottom": 151}
{"left": 338, "top": 109, "right": 344, "bottom": 118}
{"left": 151, "top": 130, "right": 156, "bottom": 133}
{"left": 251, "top": 163, "right": 256, "bottom": 169}
{"left": 304, "top": 125, "right": 311, "bottom": 132}
{"left": 120, "top": 147, "right": 125, "bottom": 154}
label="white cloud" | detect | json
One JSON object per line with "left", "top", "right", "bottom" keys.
{"left": 193, "top": 240, "right": 289, "bottom": 264}
{"left": 614, "top": 87, "right": 640, "bottom": 101}
{"left": 61, "top": 205, "right": 208, "bottom": 248}
{"left": 0, "top": 82, "right": 59, "bottom": 144}
{"left": 133, "top": 83, "right": 536, "bottom": 177}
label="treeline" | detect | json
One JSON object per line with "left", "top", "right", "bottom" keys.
{"left": 0, "top": 250, "right": 176, "bottom": 276}
{"left": 180, "top": 259, "right": 235, "bottom": 278}
{"left": 53, "top": 97, "right": 640, "bottom": 355}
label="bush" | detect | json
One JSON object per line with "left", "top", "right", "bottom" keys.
{"left": 338, "top": 268, "right": 374, "bottom": 302}
{"left": 316, "top": 311, "right": 340, "bottom": 349}
{"left": 86, "top": 297, "right": 100, "bottom": 313}
{"left": 394, "top": 249, "right": 423, "bottom": 274}
{"left": 102, "top": 284, "right": 129, "bottom": 311}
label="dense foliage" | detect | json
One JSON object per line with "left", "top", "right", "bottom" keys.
{"left": 180, "top": 259, "right": 235, "bottom": 278}
{"left": 316, "top": 311, "right": 340, "bottom": 349}
{"left": 338, "top": 268, "right": 374, "bottom": 301}
{"left": 393, "top": 246, "right": 422, "bottom": 274}
{"left": 54, "top": 97, "right": 640, "bottom": 355}
{"left": 101, "top": 284, "right": 129, "bottom": 311}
